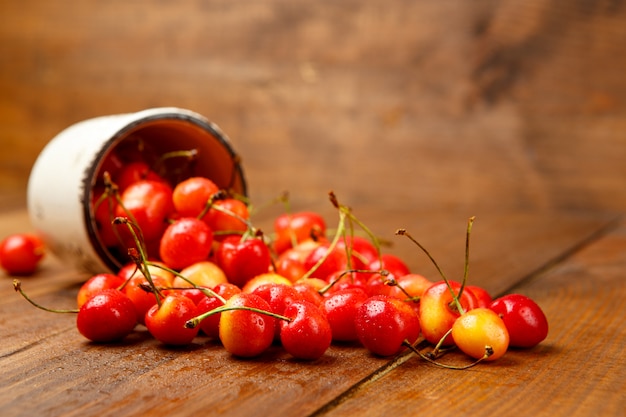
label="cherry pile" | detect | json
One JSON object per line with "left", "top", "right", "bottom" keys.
{"left": 6, "top": 141, "right": 549, "bottom": 366}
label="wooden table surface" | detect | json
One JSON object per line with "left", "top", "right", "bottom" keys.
{"left": 2, "top": 1, "right": 626, "bottom": 416}
{"left": 1, "top": 204, "right": 624, "bottom": 417}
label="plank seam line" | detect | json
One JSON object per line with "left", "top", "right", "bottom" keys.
{"left": 0, "top": 326, "right": 74, "bottom": 359}
{"left": 307, "top": 340, "right": 430, "bottom": 417}
{"left": 498, "top": 213, "right": 623, "bottom": 296}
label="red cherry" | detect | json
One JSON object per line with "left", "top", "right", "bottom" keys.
{"left": 172, "top": 176, "right": 220, "bottom": 218}
{"left": 91, "top": 187, "right": 120, "bottom": 247}
{"left": 114, "top": 161, "right": 163, "bottom": 191}
{"left": 251, "top": 283, "right": 304, "bottom": 339}
{"left": 145, "top": 294, "right": 199, "bottom": 345}
{"left": 355, "top": 295, "right": 420, "bottom": 356}
{"left": 77, "top": 273, "right": 126, "bottom": 308}
{"left": 368, "top": 253, "right": 411, "bottom": 278}
{"left": 115, "top": 179, "right": 175, "bottom": 242}
{"left": 280, "top": 300, "right": 332, "bottom": 360}
{"left": 76, "top": 289, "right": 137, "bottom": 343}
{"left": 0, "top": 233, "right": 45, "bottom": 276}
{"left": 337, "top": 235, "right": 379, "bottom": 269}
{"left": 159, "top": 217, "right": 214, "bottom": 270}
{"left": 123, "top": 275, "right": 171, "bottom": 324}
{"left": 219, "top": 293, "right": 276, "bottom": 358}
{"left": 320, "top": 287, "right": 369, "bottom": 342}
{"left": 214, "top": 235, "right": 272, "bottom": 287}
{"left": 303, "top": 243, "right": 349, "bottom": 282}
{"left": 489, "top": 294, "right": 549, "bottom": 348}
{"left": 466, "top": 285, "right": 493, "bottom": 308}
{"left": 194, "top": 283, "right": 241, "bottom": 338}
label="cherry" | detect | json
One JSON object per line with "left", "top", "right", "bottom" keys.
{"left": 218, "top": 293, "right": 276, "bottom": 358}
{"left": 251, "top": 283, "right": 305, "bottom": 339}
{"left": 194, "top": 283, "right": 241, "bottom": 338}
{"left": 466, "top": 285, "right": 493, "bottom": 308}
{"left": 355, "top": 295, "right": 420, "bottom": 356}
{"left": 115, "top": 179, "right": 175, "bottom": 242}
{"left": 280, "top": 300, "right": 332, "bottom": 360}
{"left": 320, "top": 287, "right": 369, "bottom": 342}
{"left": 114, "top": 161, "right": 163, "bottom": 191}
{"left": 159, "top": 217, "right": 214, "bottom": 270}
{"left": 118, "top": 260, "right": 175, "bottom": 286}
{"left": 274, "top": 240, "right": 321, "bottom": 282}
{"left": 173, "top": 261, "right": 228, "bottom": 289}
{"left": 145, "top": 293, "right": 199, "bottom": 345}
{"left": 214, "top": 235, "right": 272, "bottom": 287}
{"left": 172, "top": 176, "right": 220, "bottom": 218}
{"left": 337, "top": 235, "right": 379, "bottom": 267}
{"left": 368, "top": 253, "right": 410, "bottom": 279}
{"left": 77, "top": 273, "right": 126, "bottom": 308}
{"left": 0, "top": 233, "right": 45, "bottom": 276}
{"left": 387, "top": 273, "right": 433, "bottom": 302}
{"left": 419, "top": 280, "right": 479, "bottom": 345}
{"left": 123, "top": 274, "right": 171, "bottom": 324}
{"left": 273, "top": 211, "right": 327, "bottom": 255}
{"left": 292, "top": 281, "right": 324, "bottom": 306}
{"left": 91, "top": 187, "right": 121, "bottom": 247}
{"left": 452, "top": 307, "right": 510, "bottom": 361}
{"left": 204, "top": 198, "right": 250, "bottom": 239}
{"left": 76, "top": 289, "right": 137, "bottom": 343}
{"left": 489, "top": 294, "right": 549, "bottom": 348}
{"left": 302, "top": 242, "right": 349, "bottom": 282}
{"left": 240, "top": 272, "right": 293, "bottom": 293}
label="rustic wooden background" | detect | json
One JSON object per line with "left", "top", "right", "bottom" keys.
{"left": 1, "top": 0, "right": 625, "bottom": 213}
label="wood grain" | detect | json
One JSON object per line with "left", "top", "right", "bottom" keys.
{"left": 0, "top": 208, "right": 618, "bottom": 417}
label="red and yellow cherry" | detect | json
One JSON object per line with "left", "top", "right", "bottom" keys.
{"left": 118, "top": 261, "right": 175, "bottom": 286}
{"left": 241, "top": 272, "right": 293, "bottom": 293}
{"left": 173, "top": 261, "right": 227, "bottom": 289}
{"left": 76, "top": 289, "right": 137, "bottom": 343}
{"left": 145, "top": 293, "right": 199, "bottom": 345}
{"left": 0, "top": 233, "right": 45, "bottom": 276}
{"left": 419, "top": 280, "right": 478, "bottom": 345}
{"left": 77, "top": 273, "right": 126, "bottom": 308}
{"left": 274, "top": 239, "right": 321, "bottom": 282}
{"left": 451, "top": 307, "right": 510, "bottom": 361}
{"left": 280, "top": 300, "right": 332, "bottom": 360}
{"left": 387, "top": 273, "right": 433, "bottom": 301}
{"left": 122, "top": 275, "right": 171, "bottom": 324}
{"left": 355, "top": 295, "right": 420, "bottom": 356}
{"left": 194, "top": 283, "right": 241, "bottom": 338}
{"left": 172, "top": 176, "right": 219, "bottom": 218}
{"left": 218, "top": 293, "right": 276, "bottom": 358}
{"left": 489, "top": 294, "right": 549, "bottom": 348}
{"left": 215, "top": 235, "right": 272, "bottom": 287}
{"left": 273, "top": 211, "right": 327, "bottom": 254}
{"left": 159, "top": 217, "right": 214, "bottom": 271}
{"left": 320, "top": 287, "right": 369, "bottom": 342}
{"left": 115, "top": 179, "right": 175, "bottom": 242}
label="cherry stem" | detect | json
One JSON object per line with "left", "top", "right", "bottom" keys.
{"left": 299, "top": 202, "right": 347, "bottom": 281}
{"left": 13, "top": 280, "right": 78, "bottom": 314}
{"left": 403, "top": 340, "right": 493, "bottom": 370}
{"left": 113, "top": 217, "right": 163, "bottom": 306}
{"left": 395, "top": 228, "right": 465, "bottom": 315}
{"left": 185, "top": 305, "right": 292, "bottom": 329}
{"left": 457, "top": 216, "right": 475, "bottom": 303}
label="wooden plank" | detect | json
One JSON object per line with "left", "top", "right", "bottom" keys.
{"left": 317, "top": 216, "right": 626, "bottom": 417}
{"left": 0, "top": 208, "right": 614, "bottom": 416}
